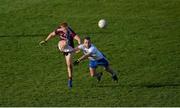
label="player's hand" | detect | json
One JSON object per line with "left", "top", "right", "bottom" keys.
{"left": 75, "top": 50, "right": 80, "bottom": 53}
{"left": 39, "top": 40, "right": 47, "bottom": 46}
{"left": 73, "top": 60, "right": 79, "bottom": 66}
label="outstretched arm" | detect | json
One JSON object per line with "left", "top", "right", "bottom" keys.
{"left": 73, "top": 52, "right": 91, "bottom": 65}
{"left": 45, "top": 32, "right": 56, "bottom": 41}
{"left": 39, "top": 31, "right": 56, "bottom": 45}
{"left": 78, "top": 53, "right": 91, "bottom": 62}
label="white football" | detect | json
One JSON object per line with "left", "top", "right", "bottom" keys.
{"left": 98, "top": 19, "right": 107, "bottom": 28}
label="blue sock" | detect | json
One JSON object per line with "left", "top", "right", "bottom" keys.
{"left": 68, "top": 79, "right": 72, "bottom": 88}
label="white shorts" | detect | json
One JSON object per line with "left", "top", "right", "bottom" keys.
{"left": 58, "top": 43, "right": 73, "bottom": 53}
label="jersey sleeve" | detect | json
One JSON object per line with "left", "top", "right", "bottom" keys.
{"left": 55, "top": 29, "right": 64, "bottom": 38}
{"left": 54, "top": 28, "right": 59, "bottom": 35}
{"left": 88, "top": 47, "right": 96, "bottom": 54}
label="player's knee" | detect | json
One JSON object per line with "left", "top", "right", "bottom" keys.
{"left": 90, "top": 73, "right": 94, "bottom": 77}
{"left": 90, "top": 70, "right": 96, "bottom": 77}
{"left": 105, "top": 66, "right": 111, "bottom": 72}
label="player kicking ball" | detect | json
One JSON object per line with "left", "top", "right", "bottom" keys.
{"left": 39, "top": 22, "right": 81, "bottom": 88}
{"left": 73, "top": 36, "right": 118, "bottom": 82}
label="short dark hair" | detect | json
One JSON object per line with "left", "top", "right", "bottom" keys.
{"left": 84, "top": 36, "right": 91, "bottom": 41}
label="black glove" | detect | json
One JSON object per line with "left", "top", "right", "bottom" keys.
{"left": 73, "top": 60, "right": 80, "bottom": 66}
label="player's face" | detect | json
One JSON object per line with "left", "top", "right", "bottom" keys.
{"left": 60, "top": 26, "right": 67, "bottom": 32}
{"left": 84, "top": 39, "right": 91, "bottom": 48}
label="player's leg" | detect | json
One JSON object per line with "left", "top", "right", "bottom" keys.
{"left": 97, "top": 58, "right": 118, "bottom": 81}
{"left": 104, "top": 66, "right": 118, "bottom": 81}
{"left": 89, "top": 60, "right": 103, "bottom": 81}
{"left": 58, "top": 41, "right": 73, "bottom": 55}
{"left": 89, "top": 68, "right": 103, "bottom": 81}
{"left": 58, "top": 40, "right": 67, "bottom": 52}
{"left": 65, "top": 53, "right": 73, "bottom": 88}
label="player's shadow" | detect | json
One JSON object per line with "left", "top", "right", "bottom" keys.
{"left": 135, "top": 83, "right": 180, "bottom": 88}
{"left": 95, "top": 83, "right": 180, "bottom": 88}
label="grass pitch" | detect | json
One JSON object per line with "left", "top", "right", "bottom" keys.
{"left": 0, "top": 0, "right": 180, "bottom": 106}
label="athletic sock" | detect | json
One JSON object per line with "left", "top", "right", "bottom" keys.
{"left": 68, "top": 79, "right": 72, "bottom": 88}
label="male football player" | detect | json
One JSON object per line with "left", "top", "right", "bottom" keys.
{"left": 73, "top": 36, "right": 118, "bottom": 81}
{"left": 39, "top": 22, "right": 81, "bottom": 88}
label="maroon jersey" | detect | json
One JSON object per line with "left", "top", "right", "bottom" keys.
{"left": 55, "top": 27, "right": 76, "bottom": 48}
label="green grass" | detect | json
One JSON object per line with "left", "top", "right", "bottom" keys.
{"left": 0, "top": 0, "right": 180, "bottom": 106}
